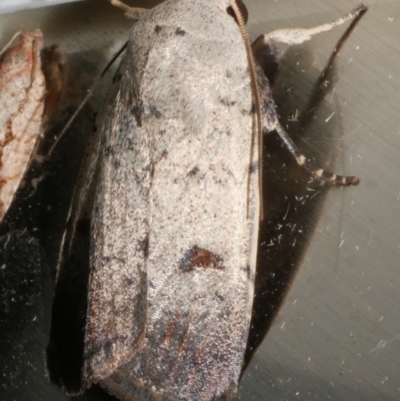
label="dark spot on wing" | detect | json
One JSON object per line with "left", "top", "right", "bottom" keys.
{"left": 177, "top": 326, "right": 190, "bottom": 360}
{"left": 138, "top": 235, "right": 149, "bottom": 258}
{"left": 246, "top": 264, "right": 254, "bottom": 281}
{"left": 162, "top": 318, "right": 177, "bottom": 345}
{"left": 175, "top": 27, "right": 186, "bottom": 36}
{"left": 180, "top": 246, "right": 224, "bottom": 272}
{"left": 113, "top": 159, "right": 121, "bottom": 169}
{"left": 187, "top": 166, "right": 199, "bottom": 177}
{"left": 102, "top": 341, "right": 114, "bottom": 360}
{"left": 125, "top": 277, "right": 134, "bottom": 286}
{"left": 219, "top": 97, "right": 236, "bottom": 107}
{"left": 102, "top": 255, "right": 126, "bottom": 265}
{"left": 154, "top": 25, "right": 162, "bottom": 34}
{"left": 132, "top": 100, "right": 144, "bottom": 127}
{"left": 149, "top": 163, "right": 155, "bottom": 179}
{"left": 104, "top": 145, "right": 114, "bottom": 157}
{"left": 249, "top": 161, "right": 258, "bottom": 174}
{"left": 214, "top": 291, "right": 225, "bottom": 302}
{"left": 124, "top": 137, "right": 134, "bottom": 151}
{"left": 149, "top": 104, "right": 162, "bottom": 118}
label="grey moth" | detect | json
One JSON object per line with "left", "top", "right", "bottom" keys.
{"left": 47, "top": 1, "right": 367, "bottom": 400}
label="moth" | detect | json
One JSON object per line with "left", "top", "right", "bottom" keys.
{"left": 47, "top": 1, "right": 367, "bottom": 400}
{"left": 0, "top": 30, "right": 46, "bottom": 223}
{"left": 0, "top": 30, "right": 65, "bottom": 224}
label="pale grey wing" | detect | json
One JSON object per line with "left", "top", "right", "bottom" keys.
{"left": 98, "top": 0, "right": 259, "bottom": 400}
{"left": 82, "top": 51, "right": 150, "bottom": 383}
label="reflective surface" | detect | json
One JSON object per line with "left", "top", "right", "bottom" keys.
{"left": 0, "top": 0, "right": 81, "bottom": 15}
{"left": 0, "top": 0, "right": 399, "bottom": 400}
{"left": 242, "top": 1, "right": 400, "bottom": 400}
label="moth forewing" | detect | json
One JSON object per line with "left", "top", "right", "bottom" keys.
{"left": 83, "top": 0, "right": 260, "bottom": 399}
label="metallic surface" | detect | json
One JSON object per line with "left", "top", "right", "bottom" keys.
{"left": 0, "top": 0, "right": 398, "bottom": 400}
{"left": 0, "top": 0, "right": 81, "bottom": 14}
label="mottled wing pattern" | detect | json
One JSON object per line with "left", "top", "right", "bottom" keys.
{"left": 84, "top": 0, "right": 260, "bottom": 400}
{"left": 0, "top": 30, "right": 45, "bottom": 221}
{"left": 82, "top": 51, "right": 149, "bottom": 379}
{"left": 46, "top": 39, "right": 147, "bottom": 391}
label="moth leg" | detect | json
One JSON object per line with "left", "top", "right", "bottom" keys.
{"left": 275, "top": 122, "right": 359, "bottom": 185}
{"left": 254, "top": 6, "right": 367, "bottom": 186}
{"left": 258, "top": 65, "right": 359, "bottom": 185}
{"left": 295, "top": 6, "right": 367, "bottom": 133}
{"left": 108, "top": 0, "right": 148, "bottom": 20}
{"left": 251, "top": 39, "right": 279, "bottom": 87}
{"left": 255, "top": 4, "right": 367, "bottom": 47}
{"left": 258, "top": 69, "right": 359, "bottom": 185}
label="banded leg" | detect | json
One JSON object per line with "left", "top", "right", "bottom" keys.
{"left": 251, "top": 4, "right": 367, "bottom": 86}
{"left": 108, "top": 0, "right": 148, "bottom": 20}
{"left": 254, "top": 5, "right": 367, "bottom": 186}
{"left": 275, "top": 124, "right": 359, "bottom": 185}
{"left": 257, "top": 4, "right": 366, "bottom": 46}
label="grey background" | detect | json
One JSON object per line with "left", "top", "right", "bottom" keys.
{"left": 243, "top": 1, "right": 400, "bottom": 400}
{"left": 0, "top": 0, "right": 398, "bottom": 400}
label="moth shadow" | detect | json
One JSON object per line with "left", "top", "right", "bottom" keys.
{"left": 0, "top": 44, "right": 100, "bottom": 400}
{"left": 244, "top": 43, "right": 346, "bottom": 368}
{"left": 44, "top": 51, "right": 114, "bottom": 395}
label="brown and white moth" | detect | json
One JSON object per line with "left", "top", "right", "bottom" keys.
{"left": 0, "top": 30, "right": 65, "bottom": 223}
{"left": 47, "top": 1, "right": 366, "bottom": 400}
{"left": 0, "top": 30, "right": 45, "bottom": 222}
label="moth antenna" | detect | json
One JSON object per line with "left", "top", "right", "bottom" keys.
{"left": 48, "top": 41, "right": 128, "bottom": 156}
{"left": 229, "top": 0, "right": 264, "bottom": 221}
{"left": 108, "top": 0, "right": 148, "bottom": 20}
{"left": 0, "top": 30, "right": 22, "bottom": 56}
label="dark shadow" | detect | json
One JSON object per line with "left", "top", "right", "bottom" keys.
{"left": 244, "top": 9, "right": 367, "bottom": 368}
